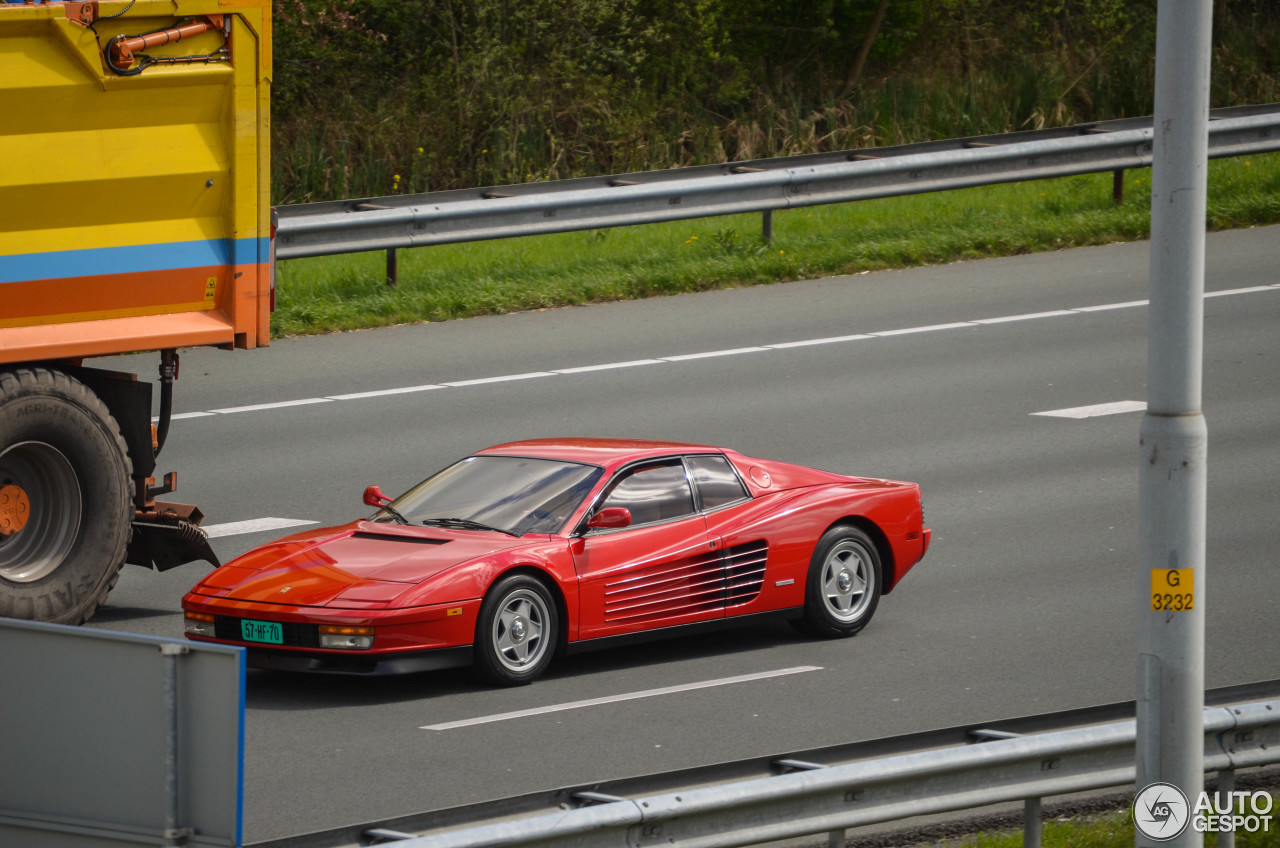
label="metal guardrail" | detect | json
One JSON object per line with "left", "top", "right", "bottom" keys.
{"left": 407, "top": 702, "right": 1279, "bottom": 848}
{"left": 256, "top": 680, "right": 1280, "bottom": 848}
{"left": 274, "top": 103, "right": 1280, "bottom": 261}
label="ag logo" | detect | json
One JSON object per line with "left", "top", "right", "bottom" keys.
{"left": 1134, "top": 782, "right": 1190, "bottom": 841}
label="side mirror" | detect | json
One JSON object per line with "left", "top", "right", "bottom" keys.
{"left": 363, "top": 485, "right": 393, "bottom": 509}
{"left": 587, "top": 507, "right": 631, "bottom": 530}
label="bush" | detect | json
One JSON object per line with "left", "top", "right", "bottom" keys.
{"left": 271, "top": 0, "right": 1280, "bottom": 204}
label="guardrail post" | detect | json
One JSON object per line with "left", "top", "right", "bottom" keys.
{"left": 762, "top": 209, "right": 774, "bottom": 242}
{"left": 160, "top": 642, "right": 192, "bottom": 848}
{"left": 387, "top": 248, "right": 399, "bottom": 287}
{"left": 1113, "top": 169, "right": 1125, "bottom": 203}
{"left": 1217, "top": 769, "right": 1236, "bottom": 848}
{"left": 1024, "top": 797, "right": 1042, "bottom": 848}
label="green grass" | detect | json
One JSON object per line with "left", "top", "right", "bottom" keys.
{"left": 930, "top": 804, "right": 1280, "bottom": 848}
{"left": 273, "top": 153, "right": 1280, "bottom": 337}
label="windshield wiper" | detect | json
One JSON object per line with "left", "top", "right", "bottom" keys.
{"left": 377, "top": 505, "right": 410, "bottom": 525}
{"left": 421, "top": 517, "right": 519, "bottom": 537}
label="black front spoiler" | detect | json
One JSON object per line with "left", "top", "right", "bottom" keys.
{"left": 243, "top": 645, "right": 473, "bottom": 676}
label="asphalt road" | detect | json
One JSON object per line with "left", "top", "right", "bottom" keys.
{"left": 89, "top": 226, "right": 1280, "bottom": 842}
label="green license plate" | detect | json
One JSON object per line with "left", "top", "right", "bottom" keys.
{"left": 240, "top": 619, "right": 283, "bottom": 644}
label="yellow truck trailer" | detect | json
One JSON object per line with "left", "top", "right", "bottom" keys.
{"left": 0, "top": 0, "right": 272, "bottom": 622}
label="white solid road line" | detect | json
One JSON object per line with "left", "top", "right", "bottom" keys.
{"left": 209, "top": 397, "right": 333, "bottom": 415}
{"left": 1073, "top": 299, "right": 1149, "bottom": 312}
{"left": 870, "top": 321, "right": 977, "bottom": 336}
{"left": 1031, "top": 400, "right": 1148, "bottom": 419}
{"left": 166, "top": 284, "right": 1280, "bottom": 419}
{"left": 327, "top": 384, "right": 444, "bottom": 401}
{"left": 553, "top": 359, "right": 663, "bottom": 374}
{"left": 202, "top": 517, "right": 320, "bottom": 538}
{"left": 662, "top": 346, "right": 771, "bottom": 361}
{"left": 421, "top": 665, "right": 824, "bottom": 731}
{"left": 766, "top": 333, "right": 874, "bottom": 349}
{"left": 973, "top": 310, "right": 1077, "bottom": 324}
{"left": 443, "top": 372, "right": 556, "bottom": 387}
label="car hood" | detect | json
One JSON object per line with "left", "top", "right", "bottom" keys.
{"left": 195, "top": 521, "right": 534, "bottom": 607}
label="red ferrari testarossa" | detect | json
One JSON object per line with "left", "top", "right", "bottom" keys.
{"left": 183, "top": 438, "right": 930, "bottom": 684}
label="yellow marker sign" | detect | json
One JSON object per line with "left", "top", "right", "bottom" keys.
{"left": 1151, "top": 569, "right": 1194, "bottom": 611}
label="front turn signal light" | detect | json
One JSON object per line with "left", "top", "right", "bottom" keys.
{"left": 318, "top": 625, "right": 374, "bottom": 650}
{"left": 185, "top": 612, "right": 216, "bottom": 638}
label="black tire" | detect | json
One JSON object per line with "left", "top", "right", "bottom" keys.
{"left": 473, "top": 573, "right": 559, "bottom": 686}
{"left": 793, "top": 525, "right": 882, "bottom": 639}
{"left": 0, "top": 368, "right": 132, "bottom": 623}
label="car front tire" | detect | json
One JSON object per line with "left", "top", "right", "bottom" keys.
{"left": 474, "top": 574, "right": 558, "bottom": 686}
{"left": 795, "top": 526, "right": 882, "bottom": 639}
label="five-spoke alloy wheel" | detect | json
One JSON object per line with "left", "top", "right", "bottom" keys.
{"left": 474, "top": 574, "right": 559, "bottom": 685}
{"left": 795, "top": 526, "right": 882, "bottom": 638}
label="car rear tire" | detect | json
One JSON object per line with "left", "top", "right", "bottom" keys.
{"left": 794, "top": 525, "right": 881, "bottom": 639}
{"left": 0, "top": 368, "right": 132, "bottom": 623}
{"left": 474, "top": 574, "right": 558, "bottom": 686}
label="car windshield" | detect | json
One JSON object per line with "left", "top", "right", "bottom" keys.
{"left": 375, "top": 455, "right": 604, "bottom": 536}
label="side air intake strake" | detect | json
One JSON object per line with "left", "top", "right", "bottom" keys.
{"left": 603, "top": 540, "right": 768, "bottom": 624}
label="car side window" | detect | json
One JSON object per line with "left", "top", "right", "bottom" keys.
{"left": 599, "top": 460, "right": 696, "bottom": 527}
{"left": 686, "top": 454, "right": 750, "bottom": 510}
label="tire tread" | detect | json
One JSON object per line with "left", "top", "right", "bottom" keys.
{"left": 0, "top": 367, "right": 131, "bottom": 624}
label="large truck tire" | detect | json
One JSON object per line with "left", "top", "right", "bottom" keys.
{"left": 0, "top": 368, "right": 132, "bottom": 623}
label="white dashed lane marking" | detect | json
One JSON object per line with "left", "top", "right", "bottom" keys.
{"left": 202, "top": 517, "right": 320, "bottom": 538}
{"left": 421, "top": 666, "right": 823, "bottom": 731}
{"left": 1032, "top": 400, "right": 1148, "bottom": 419}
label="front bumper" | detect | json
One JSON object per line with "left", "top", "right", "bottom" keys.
{"left": 182, "top": 593, "right": 482, "bottom": 674}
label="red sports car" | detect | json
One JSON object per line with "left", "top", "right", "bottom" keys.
{"left": 182, "top": 439, "right": 930, "bottom": 684}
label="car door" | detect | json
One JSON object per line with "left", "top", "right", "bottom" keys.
{"left": 571, "top": 458, "right": 719, "bottom": 640}
{"left": 688, "top": 454, "right": 784, "bottom": 616}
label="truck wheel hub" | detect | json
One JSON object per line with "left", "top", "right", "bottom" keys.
{"left": 0, "top": 483, "right": 30, "bottom": 536}
{"left": 0, "top": 441, "right": 82, "bottom": 583}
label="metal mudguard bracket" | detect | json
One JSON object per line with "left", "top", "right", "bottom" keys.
{"left": 127, "top": 501, "right": 220, "bottom": 572}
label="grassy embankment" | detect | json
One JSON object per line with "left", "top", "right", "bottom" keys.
{"left": 273, "top": 152, "right": 1280, "bottom": 337}
{"left": 923, "top": 803, "right": 1279, "bottom": 848}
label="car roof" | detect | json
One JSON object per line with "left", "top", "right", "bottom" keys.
{"left": 474, "top": 438, "right": 728, "bottom": 469}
